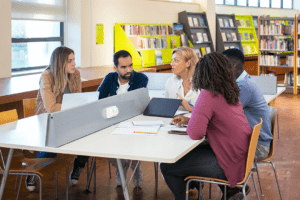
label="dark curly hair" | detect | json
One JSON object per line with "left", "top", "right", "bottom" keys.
{"left": 192, "top": 52, "right": 240, "bottom": 105}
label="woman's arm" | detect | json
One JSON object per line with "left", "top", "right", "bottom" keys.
{"left": 39, "top": 72, "right": 61, "bottom": 113}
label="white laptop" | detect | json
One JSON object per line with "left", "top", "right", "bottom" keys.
{"left": 61, "top": 92, "right": 99, "bottom": 110}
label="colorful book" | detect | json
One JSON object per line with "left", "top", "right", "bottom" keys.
{"left": 231, "top": 32, "right": 237, "bottom": 41}
{"left": 250, "top": 33, "right": 254, "bottom": 40}
{"left": 200, "top": 47, "right": 207, "bottom": 56}
{"left": 242, "top": 46, "right": 246, "bottom": 54}
{"left": 219, "top": 18, "right": 224, "bottom": 27}
{"left": 171, "top": 38, "right": 177, "bottom": 48}
{"left": 246, "top": 20, "right": 251, "bottom": 27}
{"left": 239, "top": 33, "right": 244, "bottom": 40}
{"left": 196, "top": 32, "right": 203, "bottom": 43}
{"left": 246, "top": 46, "right": 251, "bottom": 54}
{"left": 203, "top": 33, "right": 208, "bottom": 42}
{"left": 236, "top": 20, "right": 241, "bottom": 27}
{"left": 253, "top": 19, "right": 258, "bottom": 28}
{"left": 226, "top": 33, "right": 232, "bottom": 41}
{"left": 193, "top": 17, "right": 199, "bottom": 27}
{"left": 221, "top": 32, "right": 227, "bottom": 41}
{"left": 180, "top": 34, "right": 189, "bottom": 47}
{"left": 224, "top": 19, "right": 230, "bottom": 28}
{"left": 188, "top": 17, "right": 194, "bottom": 27}
{"left": 229, "top": 19, "right": 234, "bottom": 27}
{"left": 199, "top": 17, "right": 206, "bottom": 27}
{"left": 244, "top": 33, "right": 249, "bottom": 40}
{"left": 240, "top": 20, "right": 245, "bottom": 27}
{"left": 206, "top": 47, "right": 211, "bottom": 54}
{"left": 191, "top": 34, "right": 197, "bottom": 44}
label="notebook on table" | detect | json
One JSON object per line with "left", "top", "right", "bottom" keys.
{"left": 143, "top": 98, "right": 182, "bottom": 118}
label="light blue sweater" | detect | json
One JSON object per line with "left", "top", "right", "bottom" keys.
{"left": 237, "top": 71, "right": 272, "bottom": 146}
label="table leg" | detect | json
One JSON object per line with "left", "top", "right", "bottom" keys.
{"left": 116, "top": 159, "right": 130, "bottom": 200}
{"left": 0, "top": 148, "right": 14, "bottom": 200}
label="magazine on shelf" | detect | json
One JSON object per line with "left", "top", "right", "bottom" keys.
{"left": 224, "top": 46, "right": 229, "bottom": 50}
{"left": 188, "top": 17, "right": 194, "bottom": 27}
{"left": 221, "top": 32, "right": 227, "bottom": 41}
{"left": 206, "top": 47, "right": 211, "bottom": 54}
{"left": 181, "top": 34, "right": 189, "bottom": 47}
{"left": 244, "top": 33, "right": 249, "bottom": 40}
{"left": 197, "top": 17, "right": 202, "bottom": 27}
{"left": 196, "top": 32, "right": 203, "bottom": 43}
{"left": 230, "top": 46, "right": 235, "bottom": 49}
{"left": 173, "top": 23, "right": 183, "bottom": 35}
{"left": 193, "top": 17, "right": 199, "bottom": 27}
{"left": 192, "top": 48, "right": 201, "bottom": 58}
{"left": 229, "top": 19, "right": 234, "bottom": 27}
{"left": 200, "top": 17, "right": 206, "bottom": 27}
{"left": 242, "top": 46, "right": 246, "bottom": 54}
{"left": 231, "top": 32, "right": 237, "bottom": 41}
{"left": 246, "top": 20, "right": 251, "bottom": 27}
{"left": 246, "top": 46, "right": 251, "bottom": 54}
{"left": 200, "top": 47, "right": 207, "bottom": 56}
{"left": 219, "top": 18, "right": 224, "bottom": 27}
{"left": 171, "top": 38, "right": 177, "bottom": 48}
{"left": 224, "top": 19, "right": 230, "bottom": 28}
{"left": 155, "top": 50, "right": 163, "bottom": 65}
{"left": 226, "top": 33, "right": 232, "bottom": 41}
{"left": 240, "top": 20, "right": 245, "bottom": 27}
{"left": 236, "top": 20, "right": 241, "bottom": 27}
{"left": 239, "top": 33, "right": 244, "bottom": 40}
{"left": 250, "top": 33, "right": 254, "bottom": 40}
{"left": 191, "top": 34, "right": 197, "bottom": 44}
{"left": 203, "top": 33, "right": 209, "bottom": 42}
{"left": 253, "top": 19, "right": 258, "bottom": 28}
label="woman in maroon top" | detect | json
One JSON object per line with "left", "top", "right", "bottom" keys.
{"left": 160, "top": 52, "right": 252, "bottom": 200}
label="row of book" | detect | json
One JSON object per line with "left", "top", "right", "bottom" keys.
{"left": 260, "top": 38, "right": 293, "bottom": 51}
{"left": 286, "top": 55, "right": 300, "bottom": 67}
{"left": 240, "top": 32, "right": 255, "bottom": 41}
{"left": 236, "top": 19, "right": 252, "bottom": 28}
{"left": 121, "top": 24, "right": 173, "bottom": 36}
{"left": 243, "top": 45, "right": 257, "bottom": 54}
{"left": 190, "top": 32, "right": 209, "bottom": 44}
{"left": 221, "top": 32, "right": 238, "bottom": 41}
{"left": 260, "top": 24, "right": 294, "bottom": 35}
{"left": 188, "top": 16, "right": 206, "bottom": 27}
{"left": 298, "top": 39, "right": 300, "bottom": 49}
{"left": 259, "top": 55, "right": 281, "bottom": 66}
{"left": 218, "top": 18, "right": 235, "bottom": 28}
{"left": 224, "top": 46, "right": 240, "bottom": 50}
{"left": 129, "top": 36, "right": 168, "bottom": 50}
{"left": 192, "top": 46, "right": 212, "bottom": 58}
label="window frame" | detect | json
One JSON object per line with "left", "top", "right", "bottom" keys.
{"left": 11, "top": 21, "right": 64, "bottom": 72}
{"left": 147, "top": 0, "right": 197, "bottom": 4}
{"left": 216, "top": 0, "right": 293, "bottom": 9}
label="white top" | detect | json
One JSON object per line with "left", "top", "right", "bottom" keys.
{"left": 116, "top": 78, "right": 130, "bottom": 95}
{"left": 164, "top": 75, "right": 201, "bottom": 111}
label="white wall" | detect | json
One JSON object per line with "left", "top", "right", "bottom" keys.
{"left": 80, "top": 0, "right": 200, "bottom": 67}
{"left": 0, "top": 1, "right": 11, "bottom": 78}
{"left": 216, "top": 4, "right": 300, "bottom": 17}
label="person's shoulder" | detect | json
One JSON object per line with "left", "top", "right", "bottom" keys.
{"left": 166, "top": 74, "right": 179, "bottom": 83}
{"left": 104, "top": 72, "right": 118, "bottom": 79}
{"left": 41, "top": 69, "right": 52, "bottom": 80}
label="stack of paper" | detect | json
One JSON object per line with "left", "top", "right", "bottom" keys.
{"left": 112, "top": 121, "right": 164, "bottom": 136}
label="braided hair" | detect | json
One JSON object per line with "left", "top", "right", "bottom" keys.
{"left": 192, "top": 52, "right": 240, "bottom": 105}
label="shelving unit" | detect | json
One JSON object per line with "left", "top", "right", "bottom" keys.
{"left": 216, "top": 14, "right": 243, "bottom": 53}
{"left": 294, "top": 14, "right": 300, "bottom": 94}
{"left": 235, "top": 15, "right": 259, "bottom": 56}
{"left": 179, "top": 11, "right": 215, "bottom": 57}
{"left": 253, "top": 16, "right": 259, "bottom": 37}
{"left": 114, "top": 23, "right": 181, "bottom": 68}
{"left": 258, "top": 15, "right": 297, "bottom": 94}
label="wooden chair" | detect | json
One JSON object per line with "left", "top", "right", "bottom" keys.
{"left": 23, "top": 98, "right": 36, "bottom": 118}
{"left": 253, "top": 106, "right": 283, "bottom": 200}
{"left": 184, "top": 119, "right": 263, "bottom": 200}
{"left": 0, "top": 109, "right": 44, "bottom": 200}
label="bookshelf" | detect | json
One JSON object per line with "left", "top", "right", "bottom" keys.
{"left": 235, "top": 15, "right": 259, "bottom": 56}
{"left": 258, "top": 15, "right": 297, "bottom": 94}
{"left": 216, "top": 14, "right": 243, "bottom": 53}
{"left": 178, "top": 11, "right": 215, "bottom": 57}
{"left": 295, "top": 14, "right": 300, "bottom": 94}
{"left": 114, "top": 23, "right": 181, "bottom": 68}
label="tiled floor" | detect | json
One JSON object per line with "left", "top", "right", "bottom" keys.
{"left": 1, "top": 93, "right": 300, "bottom": 200}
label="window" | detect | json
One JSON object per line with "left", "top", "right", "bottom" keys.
{"left": 11, "top": 0, "right": 66, "bottom": 72}
{"left": 11, "top": 20, "right": 63, "bottom": 71}
{"left": 148, "top": 0, "right": 196, "bottom": 3}
{"left": 216, "top": 0, "right": 293, "bottom": 9}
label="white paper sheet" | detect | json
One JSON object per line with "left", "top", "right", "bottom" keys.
{"left": 112, "top": 126, "right": 160, "bottom": 136}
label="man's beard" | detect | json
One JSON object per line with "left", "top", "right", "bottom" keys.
{"left": 120, "top": 72, "right": 132, "bottom": 80}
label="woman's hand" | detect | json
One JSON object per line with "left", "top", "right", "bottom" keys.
{"left": 176, "top": 93, "right": 193, "bottom": 112}
{"left": 171, "top": 115, "right": 190, "bottom": 127}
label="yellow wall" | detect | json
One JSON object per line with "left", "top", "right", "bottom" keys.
{"left": 0, "top": 1, "right": 11, "bottom": 78}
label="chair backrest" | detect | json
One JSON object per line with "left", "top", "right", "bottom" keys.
{"left": 267, "top": 106, "right": 277, "bottom": 159}
{"left": 0, "top": 109, "right": 18, "bottom": 125}
{"left": 23, "top": 98, "right": 36, "bottom": 118}
{"left": 241, "top": 118, "right": 263, "bottom": 183}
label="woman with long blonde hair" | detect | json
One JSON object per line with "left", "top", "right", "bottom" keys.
{"left": 165, "top": 47, "right": 200, "bottom": 111}
{"left": 25, "top": 46, "right": 82, "bottom": 192}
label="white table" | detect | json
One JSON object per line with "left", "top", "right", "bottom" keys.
{"left": 0, "top": 113, "right": 204, "bottom": 200}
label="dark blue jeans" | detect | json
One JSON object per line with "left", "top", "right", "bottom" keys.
{"left": 160, "top": 142, "right": 227, "bottom": 200}
{"left": 36, "top": 151, "right": 57, "bottom": 158}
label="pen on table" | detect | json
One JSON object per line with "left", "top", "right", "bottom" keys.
{"left": 134, "top": 131, "right": 156, "bottom": 134}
